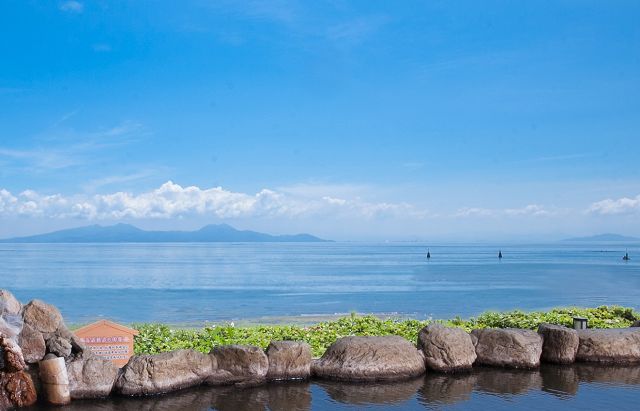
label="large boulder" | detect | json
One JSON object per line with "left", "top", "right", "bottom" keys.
{"left": 115, "top": 349, "right": 213, "bottom": 395}
{"left": 576, "top": 328, "right": 640, "bottom": 363}
{"left": 471, "top": 328, "right": 543, "bottom": 368}
{"left": 312, "top": 336, "right": 425, "bottom": 381}
{"left": 631, "top": 320, "right": 640, "bottom": 327}
{"left": 22, "top": 299, "right": 62, "bottom": 334}
{"left": 417, "top": 324, "right": 476, "bottom": 372}
{"left": 17, "top": 323, "right": 46, "bottom": 364}
{"left": 0, "top": 290, "right": 21, "bottom": 316}
{"left": 66, "top": 352, "right": 119, "bottom": 399}
{"left": 207, "top": 345, "right": 269, "bottom": 386}
{"left": 266, "top": 341, "right": 311, "bottom": 381}
{"left": 0, "top": 371, "right": 37, "bottom": 409}
{"left": 0, "top": 336, "right": 26, "bottom": 372}
{"left": 538, "top": 323, "right": 579, "bottom": 364}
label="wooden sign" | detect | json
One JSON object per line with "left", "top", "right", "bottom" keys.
{"left": 73, "top": 320, "right": 139, "bottom": 368}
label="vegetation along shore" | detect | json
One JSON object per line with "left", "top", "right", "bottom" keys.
{"left": 132, "top": 306, "right": 639, "bottom": 357}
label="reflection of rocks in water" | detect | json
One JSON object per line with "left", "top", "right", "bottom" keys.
{"left": 540, "top": 364, "right": 579, "bottom": 396}
{"left": 418, "top": 372, "right": 477, "bottom": 406}
{"left": 317, "top": 376, "right": 422, "bottom": 405}
{"left": 264, "top": 381, "right": 311, "bottom": 411}
{"left": 473, "top": 366, "right": 542, "bottom": 395}
{"left": 23, "top": 382, "right": 311, "bottom": 411}
{"left": 209, "top": 384, "right": 270, "bottom": 411}
{"left": 574, "top": 363, "right": 640, "bottom": 386}
{"left": 23, "top": 386, "right": 216, "bottom": 411}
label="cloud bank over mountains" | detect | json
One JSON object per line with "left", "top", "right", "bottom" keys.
{"left": 0, "top": 181, "right": 424, "bottom": 221}
{"left": 2, "top": 181, "right": 636, "bottom": 225}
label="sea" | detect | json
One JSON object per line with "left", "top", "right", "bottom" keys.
{"left": 1, "top": 242, "right": 639, "bottom": 325}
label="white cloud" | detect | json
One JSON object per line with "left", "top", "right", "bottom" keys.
{"left": 587, "top": 195, "right": 640, "bottom": 215}
{"left": 454, "top": 207, "right": 494, "bottom": 218}
{"left": 505, "top": 204, "right": 552, "bottom": 216}
{"left": 59, "top": 1, "right": 83, "bottom": 13}
{"left": 455, "top": 204, "right": 554, "bottom": 218}
{"left": 0, "top": 181, "right": 427, "bottom": 221}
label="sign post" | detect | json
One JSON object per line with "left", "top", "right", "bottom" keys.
{"left": 73, "top": 320, "right": 139, "bottom": 367}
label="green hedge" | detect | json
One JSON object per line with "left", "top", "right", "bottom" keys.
{"left": 133, "top": 306, "right": 639, "bottom": 358}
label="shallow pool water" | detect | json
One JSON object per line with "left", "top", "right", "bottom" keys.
{"left": 25, "top": 363, "right": 640, "bottom": 410}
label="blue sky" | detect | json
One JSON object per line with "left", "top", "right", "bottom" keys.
{"left": 1, "top": 0, "right": 639, "bottom": 240}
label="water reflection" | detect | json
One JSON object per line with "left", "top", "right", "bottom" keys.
{"left": 317, "top": 377, "right": 424, "bottom": 405}
{"left": 24, "top": 364, "right": 640, "bottom": 411}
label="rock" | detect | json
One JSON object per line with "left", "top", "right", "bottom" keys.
{"left": 471, "top": 328, "right": 543, "bottom": 368}
{"left": 631, "top": 320, "right": 640, "bottom": 327}
{"left": 22, "top": 300, "right": 62, "bottom": 334}
{"left": 576, "top": 328, "right": 640, "bottom": 363}
{"left": 470, "top": 333, "right": 478, "bottom": 347}
{"left": 538, "top": 323, "right": 579, "bottom": 364}
{"left": 46, "top": 334, "right": 73, "bottom": 358}
{"left": 0, "top": 290, "right": 21, "bottom": 316}
{"left": 0, "top": 371, "right": 38, "bottom": 409}
{"left": 266, "top": 341, "right": 312, "bottom": 381}
{"left": 312, "top": 336, "right": 425, "bottom": 381}
{"left": 207, "top": 345, "right": 268, "bottom": 386}
{"left": 66, "top": 353, "right": 119, "bottom": 399}
{"left": 18, "top": 323, "right": 46, "bottom": 364}
{"left": 115, "top": 349, "right": 213, "bottom": 395}
{"left": 417, "top": 324, "right": 476, "bottom": 372}
{"left": 0, "top": 335, "right": 26, "bottom": 372}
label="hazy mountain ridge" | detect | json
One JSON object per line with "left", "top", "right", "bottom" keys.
{"left": 0, "top": 223, "right": 329, "bottom": 243}
{"left": 562, "top": 233, "right": 640, "bottom": 242}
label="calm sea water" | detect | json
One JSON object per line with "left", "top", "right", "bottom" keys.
{"left": 1, "top": 242, "right": 639, "bottom": 324}
{"left": 25, "top": 364, "right": 640, "bottom": 410}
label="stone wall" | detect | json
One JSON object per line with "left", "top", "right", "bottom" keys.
{"left": 2, "top": 289, "right": 640, "bottom": 408}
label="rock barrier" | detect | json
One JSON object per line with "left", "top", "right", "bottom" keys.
{"left": 2, "top": 288, "right": 640, "bottom": 408}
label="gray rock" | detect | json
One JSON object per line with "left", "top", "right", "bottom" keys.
{"left": 631, "top": 320, "right": 640, "bottom": 327}
{"left": 0, "top": 290, "right": 21, "bottom": 316}
{"left": 18, "top": 323, "right": 46, "bottom": 364}
{"left": 46, "top": 334, "right": 73, "bottom": 358}
{"left": 115, "top": 349, "right": 213, "bottom": 395}
{"left": 207, "top": 345, "right": 268, "bottom": 386}
{"left": 266, "top": 341, "right": 312, "bottom": 381}
{"left": 471, "top": 328, "right": 543, "bottom": 368}
{"left": 66, "top": 353, "right": 119, "bottom": 399}
{"left": 418, "top": 324, "right": 476, "bottom": 372}
{"left": 576, "top": 328, "right": 640, "bottom": 363}
{"left": 312, "top": 336, "right": 425, "bottom": 381}
{"left": 538, "top": 323, "right": 579, "bottom": 364}
{"left": 22, "top": 299, "right": 62, "bottom": 334}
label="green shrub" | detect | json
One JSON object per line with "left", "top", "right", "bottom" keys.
{"left": 133, "top": 305, "right": 639, "bottom": 358}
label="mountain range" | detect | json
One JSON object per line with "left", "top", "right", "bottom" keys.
{"left": 0, "top": 224, "right": 329, "bottom": 243}
{"left": 562, "top": 233, "right": 640, "bottom": 242}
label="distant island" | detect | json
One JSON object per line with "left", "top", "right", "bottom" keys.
{"left": 0, "top": 223, "right": 329, "bottom": 243}
{"left": 562, "top": 233, "right": 640, "bottom": 242}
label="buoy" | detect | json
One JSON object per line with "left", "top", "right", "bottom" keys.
{"left": 498, "top": 250, "right": 503, "bottom": 259}
{"left": 39, "top": 355, "right": 71, "bottom": 405}
{"left": 426, "top": 249, "right": 431, "bottom": 259}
